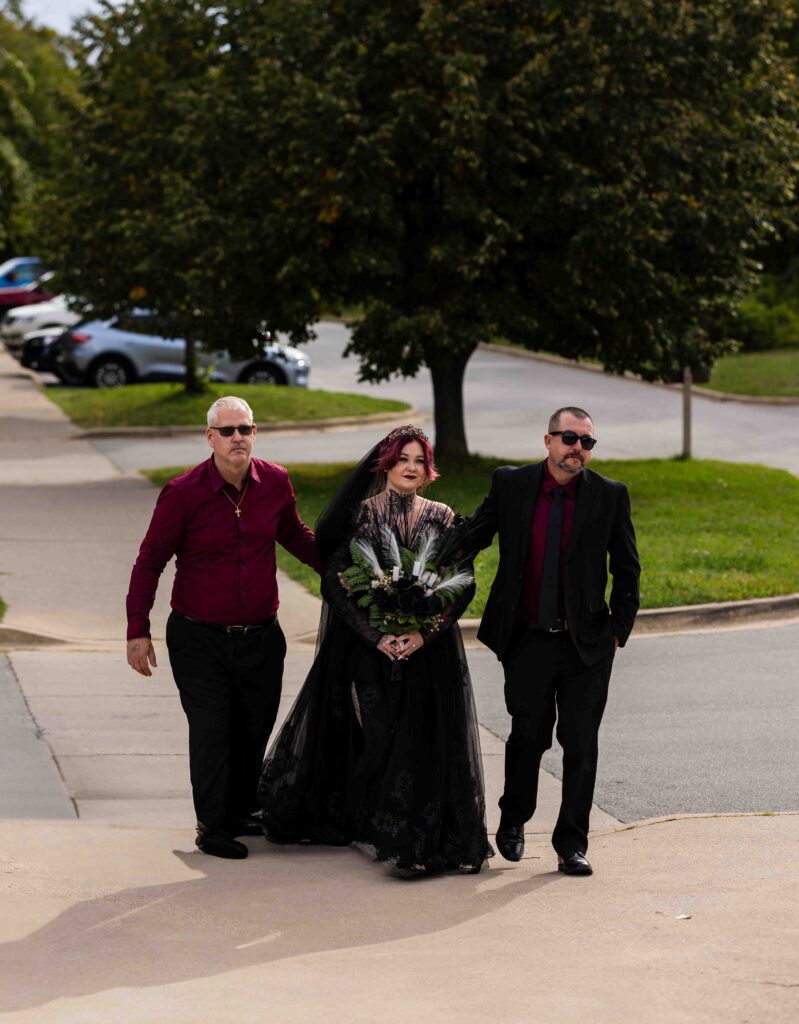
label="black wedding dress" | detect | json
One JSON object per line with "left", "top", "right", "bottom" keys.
{"left": 258, "top": 478, "right": 493, "bottom": 875}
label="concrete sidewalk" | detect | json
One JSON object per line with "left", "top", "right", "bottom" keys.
{"left": 1, "top": 813, "right": 796, "bottom": 1024}
{"left": 1, "top": 350, "right": 797, "bottom": 1023}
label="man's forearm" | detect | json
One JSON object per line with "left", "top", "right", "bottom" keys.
{"left": 126, "top": 561, "right": 163, "bottom": 639}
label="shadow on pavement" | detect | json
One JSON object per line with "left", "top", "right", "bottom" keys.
{"left": 0, "top": 842, "right": 556, "bottom": 1012}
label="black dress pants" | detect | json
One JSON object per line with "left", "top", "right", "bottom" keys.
{"left": 166, "top": 610, "right": 286, "bottom": 828}
{"left": 500, "top": 625, "right": 613, "bottom": 855}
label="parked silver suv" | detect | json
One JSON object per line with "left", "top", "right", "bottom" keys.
{"left": 56, "top": 311, "right": 310, "bottom": 388}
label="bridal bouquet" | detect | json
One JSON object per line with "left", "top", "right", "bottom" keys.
{"left": 337, "top": 524, "right": 474, "bottom": 635}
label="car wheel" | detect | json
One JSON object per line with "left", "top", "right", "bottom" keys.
{"left": 242, "top": 362, "right": 285, "bottom": 385}
{"left": 90, "top": 356, "right": 134, "bottom": 388}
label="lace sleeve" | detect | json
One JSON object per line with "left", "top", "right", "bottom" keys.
{"left": 320, "top": 535, "right": 383, "bottom": 648}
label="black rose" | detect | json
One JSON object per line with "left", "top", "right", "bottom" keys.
{"left": 374, "top": 589, "right": 397, "bottom": 611}
{"left": 415, "top": 594, "right": 442, "bottom": 618}
{"left": 397, "top": 588, "right": 416, "bottom": 613}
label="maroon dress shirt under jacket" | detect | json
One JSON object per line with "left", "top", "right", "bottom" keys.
{"left": 126, "top": 456, "right": 321, "bottom": 640}
{"left": 518, "top": 463, "right": 580, "bottom": 624}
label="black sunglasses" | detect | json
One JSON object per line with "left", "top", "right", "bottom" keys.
{"left": 550, "top": 430, "right": 597, "bottom": 450}
{"left": 210, "top": 424, "right": 254, "bottom": 437}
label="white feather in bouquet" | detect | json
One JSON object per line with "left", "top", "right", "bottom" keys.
{"left": 354, "top": 538, "right": 384, "bottom": 578}
{"left": 379, "top": 523, "right": 403, "bottom": 570}
{"left": 432, "top": 570, "right": 474, "bottom": 594}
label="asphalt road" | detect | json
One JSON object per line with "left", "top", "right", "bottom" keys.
{"left": 468, "top": 620, "right": 799, "bottom": 823}
{"left": 86, "top": 320, "right": 799, "bottom": 473}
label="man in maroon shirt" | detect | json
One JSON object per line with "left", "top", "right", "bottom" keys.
{"left": 468, "top": 407, "right": 640, "bottom": 876}
{"left": 127, "top": 396, "right": 321, "bottom": 859}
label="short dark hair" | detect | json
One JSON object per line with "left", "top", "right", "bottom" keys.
{"left": 548, "top": 407, "right": 593, "bottom": 433}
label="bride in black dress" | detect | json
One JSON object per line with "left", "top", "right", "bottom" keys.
{"left": 258, "top": 425, "right": 493, "bottom": 877}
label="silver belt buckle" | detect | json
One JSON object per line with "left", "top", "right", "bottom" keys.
{"left": 226, "top": 624, "right": 248, "bottom": 636}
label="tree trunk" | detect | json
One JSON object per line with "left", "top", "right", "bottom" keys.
{"left": 429, "top": 350, "right": 472, "bottom": 460}
{"left": 184, "top": 336, "right": 205, "bottom": 395}
{"left": 682, "top": 365, "right": 693, "bottom": 459}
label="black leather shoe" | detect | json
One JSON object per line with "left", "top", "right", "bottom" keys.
{"left": 196, "top": 825, "right": 248, "bottom": 859}
{"left": 496, "top": 821, "right": 525, "bottom": 862}
{"left": 557, "top": 850, "right": 593, "bottom": 875}
{"left": 225, "top": 814, "right": 266, "bottom": 838}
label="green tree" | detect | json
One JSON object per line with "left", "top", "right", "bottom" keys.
{"left": 0, "top": 3, "right": 77, "bottom": 253}
{"left": 0, "top": 41, "right": 34, "bottom": 251}
{"left": 42, "top": 0, "right": 799, "bottom": 434}
{"left": 242, "top": 0, "right": 799, "bottom": 456}
{"left": 40, "top": 0, "right": 323, "bottom": 393}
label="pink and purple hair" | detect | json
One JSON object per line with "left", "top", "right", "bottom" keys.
{"left": 372, "top": 425, "right": 439, "bottom": 486}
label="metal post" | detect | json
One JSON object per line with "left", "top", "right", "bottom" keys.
{"left": 682, "top": 365, "right": 693, "bottom": 459}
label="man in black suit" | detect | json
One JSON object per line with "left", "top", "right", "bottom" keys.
{"left": 469, "top": 406, "right": 640, "bottom": 875}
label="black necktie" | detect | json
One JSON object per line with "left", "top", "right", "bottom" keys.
{"left": 538, "top": 485, "right": 565, "bottom": 628}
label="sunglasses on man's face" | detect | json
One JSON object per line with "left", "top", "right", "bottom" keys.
{"left": 210, "top": 424, "right": 254, "bottom": 437}
{"left": 550, "top": 430, "right": 597, "bottom": 451}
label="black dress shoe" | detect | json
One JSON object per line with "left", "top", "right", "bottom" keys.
{"left": 496, "top": 821, "right": 525, "bottom": 862}
{"left": 196, "top": 825, "right": 248, "bottom": 859}
{"left": 225, "top": 815, "right": 266, "bottom": 838}
{"left": 557, "top": 850, "right": 593, "bottom": 875}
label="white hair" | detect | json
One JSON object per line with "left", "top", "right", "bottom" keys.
{"left": 206, "top": 396, "right": 254, "bottom": 427}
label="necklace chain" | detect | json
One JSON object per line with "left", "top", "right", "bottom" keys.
{"left": 222, "top": 480, "right": 249, "bottom": 518}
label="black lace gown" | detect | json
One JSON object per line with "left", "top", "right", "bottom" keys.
{"left": 258, "top": 501, "right": 493, "bottom": 874}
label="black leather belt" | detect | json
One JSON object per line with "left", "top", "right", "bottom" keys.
{"left": 527, "top": 619, "right": 568, "bottom": 634}
{"left": 176, "top": 611, "right": 276, "bottom": 636}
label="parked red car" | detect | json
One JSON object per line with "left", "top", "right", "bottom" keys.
{"left": 0, "top": 271, "right": 55, "bottom": 316}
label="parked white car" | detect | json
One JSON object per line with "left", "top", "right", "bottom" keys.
{"left": 1, "top": 296, "right": 81, "bottom": 355}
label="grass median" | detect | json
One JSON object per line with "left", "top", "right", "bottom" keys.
{"left": 701, "top": 349, "right": 799, "bottom": 398}
{"left": 144, "top": 456, "right": 799, "bottom": 615}
{"left": 46, "top": 382, "right": 409, "bottom": 429}
{"left": 487, "top": 341, "right": 799, "bottom": 399}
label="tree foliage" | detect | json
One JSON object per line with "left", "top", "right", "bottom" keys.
{"left": 241, "top": 0, "right": 799, "bottom": 453}
{"left": 41, "top": 0, "right": 799, "bottom": 443}
{"left": 0, "top": 3, "right": 76, "bottom": 253}
{"left": 40, "top": 0, "right": 324, "bottom": 391}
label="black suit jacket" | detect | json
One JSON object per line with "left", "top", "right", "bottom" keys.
{"left": 468, "top": 461, "right": 640, "bottom": 666}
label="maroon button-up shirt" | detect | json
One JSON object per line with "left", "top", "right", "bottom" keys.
{"left": 126, "top": 456, "right": 321, "bottom": 639}
{"left": 518, "top": 463, "right": 580, "bottom": 624}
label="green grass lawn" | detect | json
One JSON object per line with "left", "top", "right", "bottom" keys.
{"left": 0, "top": 596, "right": 6, "bottom": 622}
{"left": 144, "top": 456, "right": 799, "bottom": 613}
{"left": 701, "top": 349, "right": 799, "bottom": 398}
{"left": 487, "top": 340, "right": 799, "bottom": 399}
{"left": 46, "top": 382, "right": 409, "bottom": 429}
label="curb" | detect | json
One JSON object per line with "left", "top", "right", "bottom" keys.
{"left": 479, "top": 342, "right": 799, "bottom": 406}
{"left": 457, "top": 591, "right": 799, "bottom": 644}
{"left": 70, "top": 408, "right": 418, "bottom": 440}
{"left": 0, "top": 625, "right": 70, "bottom": 648}
{"left": 4, "top": 593, "right": 797, "bottom": 651}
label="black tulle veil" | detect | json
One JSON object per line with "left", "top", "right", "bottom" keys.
{"left": 314, "top": 442, "right": 384, "bottom": 563}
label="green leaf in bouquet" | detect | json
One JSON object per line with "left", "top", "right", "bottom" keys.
{"left": 400, "top": 546, "right": 415, "bottom": 573}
